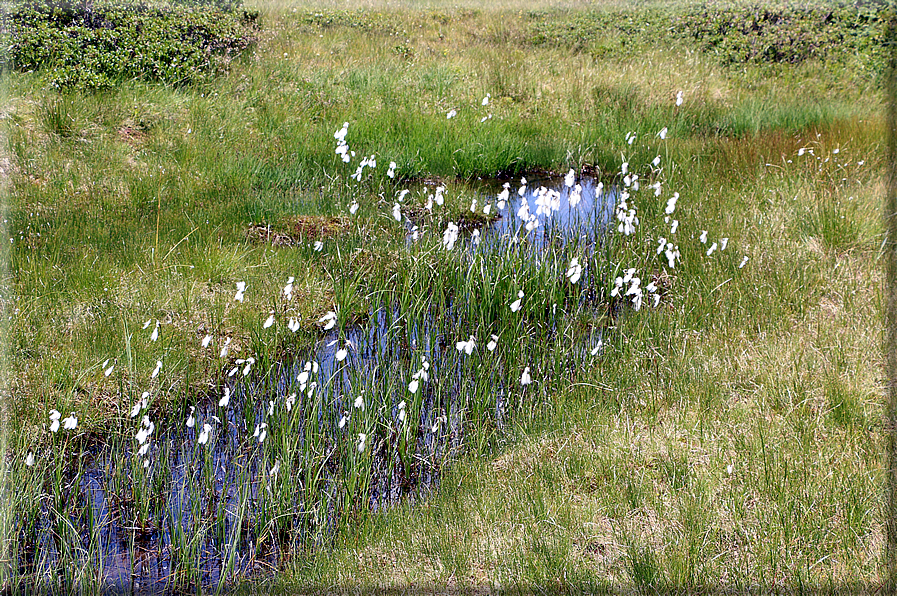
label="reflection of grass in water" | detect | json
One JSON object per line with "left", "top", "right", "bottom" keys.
{"left": 1, "top": 0, "right": 887, "bottom": 592}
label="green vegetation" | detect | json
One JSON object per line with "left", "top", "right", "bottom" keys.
{"left": 2, "top": 0, "right": 258, "bottom": 89}
{"left": 0, "top": 0, "right": 888, "bottom": 592}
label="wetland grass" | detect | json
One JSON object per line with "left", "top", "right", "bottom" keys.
{"left": 0, "top": 0, "right": 889, "bottom": 592}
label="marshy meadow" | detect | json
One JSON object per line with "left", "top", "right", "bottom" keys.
{"left": 0, "top": 0, "right": 891, "bottom": 592}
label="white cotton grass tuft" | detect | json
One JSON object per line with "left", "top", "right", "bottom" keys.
{"left": 202, "top": 335, "right": 213, "bottom": 348}
{"left": 150, "top": 322, "right": 159, "bottom": 342}
{"left": 130, "top": 392, "right": 149, "bottom": 418}
{"left": 446, "top": 109, "right": 457, "bottom": 119}
{"left": 487, "top": 334, "right": 498, "bottom": 352}
{"left": 520, "top": 367, "right": 532, "bottom": 386}
{"left": 25, "top": 452, "right": 34, "bottom": 467}
{"left": 263, "top": 313, "right": 275, "bottom": 329}
{"left": 318, "top": 311, "right": 337, "bottom": 330}
{"left": 198, "top": 423, "right": 212, "bottom": 445}
{"left": 699, "top": 230, "right": 708, "bottom": 244}
{"left": 739, "top": 256, "right": 749, "bottom": 268}
{"left": 510, "top": 290, "right": 524, "bottom": 313}
{"left": 456, "top": 335, "right": 476, "bottom": 355}
{"left": 219, "top": 387, "right": 231, "bottom": 408}
{"left": 665, "top": 193, "right": 678, "bottom": 215}
{"left": 234, "top": 282, "right": 246, "bottom": 302}
{"left": 151, "top": 360, "right": 162, "bottom": 379}
{"left": 62, "top": 414, "right": 77, "bottom": 430}
{"left": 393, "top": 203, "right": 402, "bottom": 222}
{"left": 49, "top": 409, "right": 61, "bottom": 433}
{"left": 357, "top": 433, "right": 367, "bottom": 452}
{"left": 442, "top": 222, "right": 459, "bottom": 251}
{"left": 566, "top": 257, "right": 583, "bottom": 284}
{"left": 104, "top": 359, "right": 115, "bottom": 377}
{"left": 676, "top": 91, "right": 684, "bottom": 106}
{"left": 313, "top": 240, "right": 324, "bottom": 252}
{"left": 569, "top": 183, "right": 583, "bottom": 208}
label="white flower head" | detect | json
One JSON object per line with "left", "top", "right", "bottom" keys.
{"left": 318, "top": 311, "right": 337, "bottom": 330}
{"left": 520, "top": 367, "right": 532, "bottom": 386}
{"left": 665, "top": 193, "right": 679, "bottom": 215}
{"left": 198, "top": 423, "right": 212, "bottom": 445}
{"left": 62, "top": 414, "right": 77, "bottom": 430}
{"left": 335, "top": 344, "right": 349, "bottom": 362}
{"left": 234, "top": 282, "right": 246, "bottom": 302}
{"left": 442, "top": 222, "right": 459, "bottom": 251}
{"left": 487, "top": 334, "right": 498, "bottom": 352}
{"left": 565, "top": 257, "right": 582, "bottom": 284}
{"left": 49, "top": 409, "right": 61, "bottom": 433}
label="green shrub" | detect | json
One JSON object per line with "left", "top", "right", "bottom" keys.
{"left": 2, "top": 0, "right": 259, "bottom": 89}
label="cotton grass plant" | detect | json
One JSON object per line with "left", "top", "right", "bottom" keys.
{"left": 0, "top": 0, "right": 888, "bottom": 592}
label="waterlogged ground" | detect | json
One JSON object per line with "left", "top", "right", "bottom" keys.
{"left": 2, "top": 1, "right": 886, "bottom": 591}
{"left": 8, "top": 173, "right": 637, "bottom": 592}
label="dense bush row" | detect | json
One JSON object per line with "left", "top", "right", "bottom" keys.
{"left": 528, "top": 2, "right": 893, "bottom": 75}
{"left": 2, "top": 0, "right": 258, "bottom": 89}
{"left": 673, "top": 3, "right": 889, "bottom": 66}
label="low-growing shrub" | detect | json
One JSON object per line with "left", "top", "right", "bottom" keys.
{"left": 2, "top": 0, "right": 259, "bottom": 89}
